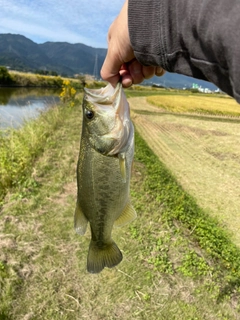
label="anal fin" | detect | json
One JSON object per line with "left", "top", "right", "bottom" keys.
{"left": 74, "top": 201, "right": 88, "bottom": 235}
{"left": 114, "top": 201, "right": 137, "bottom": 227}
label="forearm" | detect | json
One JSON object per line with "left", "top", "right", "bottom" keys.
{"left": 128, "top": 0, "right": 240, "bottom": 101}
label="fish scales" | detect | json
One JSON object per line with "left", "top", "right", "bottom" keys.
{"left": 74, "top": 83, "right": 136, "bottom": 274}
{"left": 81, "top": 150, "right": 129, "bottom": 241}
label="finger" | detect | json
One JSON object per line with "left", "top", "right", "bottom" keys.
{"left": 121, "top": 74, "right": 133, "bottom": 88}
{"left": 100, "top": 50, "right": 122, "bottom": 87}
{"left": 128, "top": 60, "right": 145, "bottom": 84}
{"left": 119, "top": 64, "right": 133, "bottom": 87}
{"left": 100, "top": 1, "right": 131, "bottom": 87}
{"left": 142, "top": 66, "right": 156, "bottom": 79}
{"left": 155, "top": 67, "right": 165, "bottom": 77}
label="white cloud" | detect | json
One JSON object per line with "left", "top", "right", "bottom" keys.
{"left": 0, "top": 0, "right": 125, "bottom": 47}
{"left": 0, "top": 17, "right": 95, "bottom": 46}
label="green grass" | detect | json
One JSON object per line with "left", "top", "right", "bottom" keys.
{"left": 0, "top": 93, "right": 82, "bottom": 204}
{"left": 8, "top": 71, "right": 83, "bottom": 88}
{"left": 124, "top": 86, "right": 228, "bottom": 100}
{"left": 125, "top": 87, "right": 176, "bottom": 98}
{"left": 0, "top": 92, "right": 240, "bottom": 319}
{"left": 0, "top": 106, "right": 67, "bottom": 203}
{"left": 135, "top": 131, "right": 240, "bottom": 281}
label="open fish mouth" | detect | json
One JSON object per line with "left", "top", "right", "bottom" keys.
{"left": 84, "top": 83, "right": 121, "bottom": 107}
{"left": 84, "top": 82, "right": 130, "bottom": 125}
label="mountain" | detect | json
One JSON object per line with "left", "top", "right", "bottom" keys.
{"left": 0, "top": 33, "right": 106, "bottom": 76}
{"left": 39, "top": 42, "right": 106, "bottom": 75}
{"left": 0, "top": 34, "right": 50, "bottom": 70}
{"left": 0, "top": 33, "right": 217, "bottom": 90}
{"left": 144, "top": 73, "right": 218, "bottom": 90}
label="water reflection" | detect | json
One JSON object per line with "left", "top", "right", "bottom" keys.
{"left": 0, "top": 87, "right": 61, "bottom": 129}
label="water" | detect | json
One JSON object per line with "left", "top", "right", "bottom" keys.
{"left": 0, "top": 87, "right": 61, "bottom": 129}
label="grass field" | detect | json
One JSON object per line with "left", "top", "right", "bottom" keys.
{"left": 1, "top": 89, "right": 240, "bottom": 319}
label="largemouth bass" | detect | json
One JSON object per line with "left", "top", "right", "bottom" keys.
{"left": 74, "top": 83, "right": 136, "bottom": 274}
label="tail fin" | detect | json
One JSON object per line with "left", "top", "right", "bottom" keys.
{"left": 87, "top": 240, "right": 123, "bottom": 274}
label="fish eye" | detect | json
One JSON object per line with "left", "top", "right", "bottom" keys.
{"left": 85, "top": 109, "right": 94, "bottom": 120}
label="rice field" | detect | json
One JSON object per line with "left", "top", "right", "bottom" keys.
{"left": 130, "top": 94, "right": 240, "bottom": 246}
{"left": 147, "top": 94, "right": 240, "bottom": 116}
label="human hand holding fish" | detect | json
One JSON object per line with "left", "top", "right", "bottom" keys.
{"left": 74, "top": 82, "right": 136, "bottom": 273}
{"left": 100, "top": 0, "right": 165, "bottom": 88}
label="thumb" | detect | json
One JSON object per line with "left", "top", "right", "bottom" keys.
{"left": 100, "top": 49, "right": 122, "bottom": 87}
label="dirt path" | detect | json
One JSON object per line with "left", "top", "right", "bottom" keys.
{"left": 130, "top": 96, "right": 240, "bottom": 246}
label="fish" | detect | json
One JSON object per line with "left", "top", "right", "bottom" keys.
{"left": 74, "top": 82, "right": 136, "bottom": 274}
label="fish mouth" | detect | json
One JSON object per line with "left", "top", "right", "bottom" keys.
{"left": 84, "top": 82, "right": 121, "bottom": 106}
{"left": 84, "top": 82, "right": 130, "bottom": 127}
{"left": 84, "top": 83, "right": 128, "bottom": 124}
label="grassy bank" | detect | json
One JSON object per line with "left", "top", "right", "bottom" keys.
{"left": 0, "top": 94, "right": 240, "bottom": 319}
{"left": 1, "top": 69, "right": 83, "bottom": 88}
{"left": 0, "top": 93, "right": 81, "bottom": 204}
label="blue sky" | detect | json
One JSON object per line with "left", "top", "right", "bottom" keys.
{"left": 0, "top": 0, "right": 125, "bottom": 48}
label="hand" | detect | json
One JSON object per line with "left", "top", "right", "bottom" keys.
{"left": 100, "top": 0, "right": 165, "bottom": 88}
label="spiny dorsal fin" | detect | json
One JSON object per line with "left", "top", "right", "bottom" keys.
{"left": 118, "top": 152, "right": 126, "bottom": 183}
{"left": 74, "top": 201, "right": 88, "bottom": 235}
{"left": 114, "top": 201, "right": 137, "bottom": 227}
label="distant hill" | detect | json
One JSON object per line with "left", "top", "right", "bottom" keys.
{"left": 0, "top": 33, "right": 217, "bottom": 90}
{"left": 0, "top": 33, "right": 106, "bottom": 77}
{"left": 144, "top": 73, "right": 218, "bottom": 91}
{"left": 39, "top": 42, "right": 106, "bottom": 76}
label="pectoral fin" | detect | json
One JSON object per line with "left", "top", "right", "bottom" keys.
{"left": 114, "top": 201, "right": 137, "bottom": 227}
{"left": 74, "top": 202, "right": 88, "bottom": 235}
{"left": 118, "top": 152, "right": 126, "bottom": 183}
